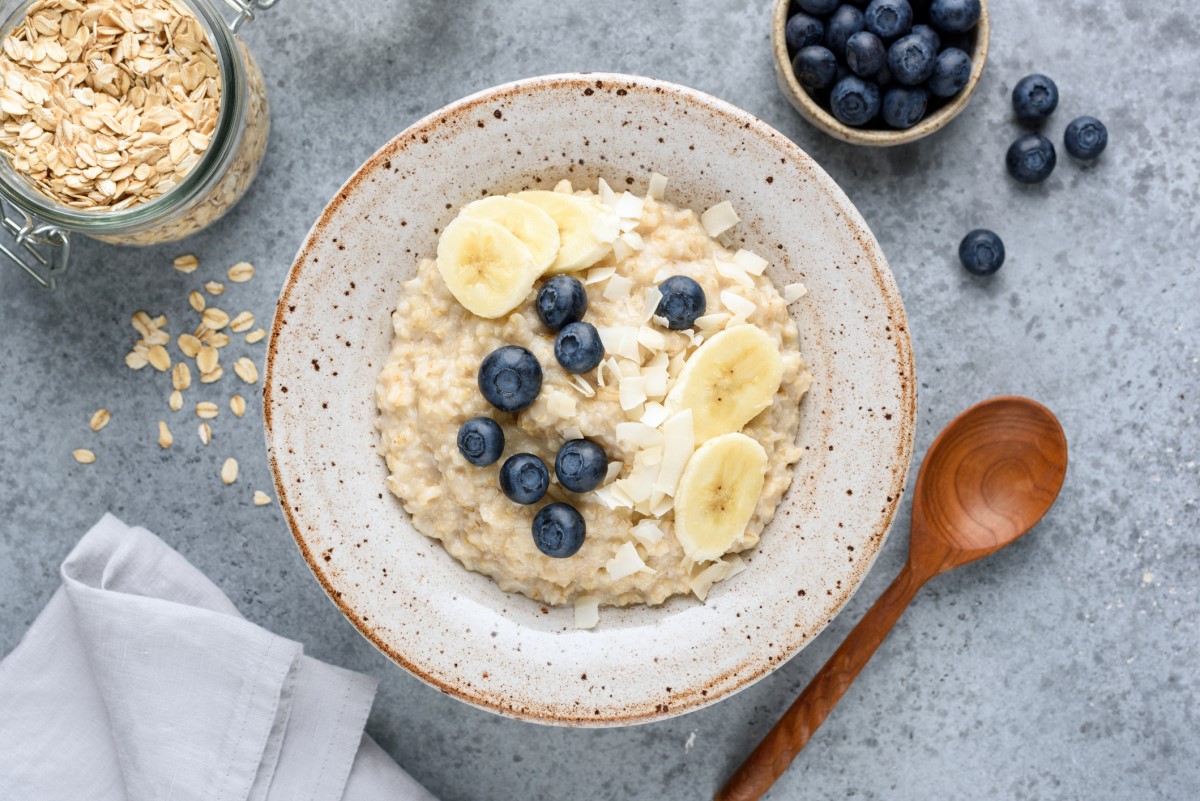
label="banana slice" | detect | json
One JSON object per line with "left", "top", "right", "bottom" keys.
{"left": 436, "top": 215, "right": 540, "bottom": 317}
{"left": 462, "top": 196, "right": 561, "bottom": 273}
{"left": 674, "top": 432, "right": 767, "bottom": 562}
{"left": 666, "top": 324, "right": 784, "bottom": 443}
{"left": 513, "top": 190, "right": 619, "bottom": 274}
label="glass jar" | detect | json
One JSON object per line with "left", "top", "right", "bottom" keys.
{"left": 0, "top": 0, "right": 275, "bottom": 288}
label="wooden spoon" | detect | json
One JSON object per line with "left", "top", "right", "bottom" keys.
{"left": 716, "top": 396, "right": 1068, "bottom": 801}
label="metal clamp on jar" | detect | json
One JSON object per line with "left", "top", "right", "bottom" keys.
{"left": 0, "top": 0, "right": 275, "bottom": 288}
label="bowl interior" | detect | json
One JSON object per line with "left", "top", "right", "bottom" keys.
{"left": 266, "top": 73, "right": 915, "bottom": 725}
{"left": 772, "top": 0, "right": 990, "bottom": 147}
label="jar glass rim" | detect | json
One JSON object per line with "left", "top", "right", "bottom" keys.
{"left": 0, "top": 0, "right": 246, "bottom": 233}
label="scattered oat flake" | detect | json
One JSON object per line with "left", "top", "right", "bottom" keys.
{"left": 207, "top": 332, "right": 231, "bottom": 348}
{"left": 221, "top": 458, "right": 238, "bottom": 485}
{"left": 245, "top": 328, "right": 266, "bottom": 344}
{"left": 230, "top": 395, "right": 246, "bottom": 417}
{"left": 125, "top": 351, "right": 149, "bottom": 370}
{"left": 200, "top": 366, "right": 224, "bottom": 383}
{"left": 196, "top": 346, "right": 218, "bottom": 374}
{"left": 198, "top": 422, "right": 212, "bottom": 445}
{"left": 169, "top": 390, "right": 183, "bottom": 412}
{"left": 188, "top": 291, "right": 206, "bottom": 312}
{"left": 172, "top": 363, "right": 191, "bottom": 391}
{"left": 174, "top": 255, "right": 199, "bottom": 274}
{"left": 201, "top": 308, "right": 229, "bottom": 330}
{"left": 196, "top": 401, "right": 218, "bottom": 419}
{"left": 89, "top": 409, "right": 110, "bottom": 432}
{"left": 147, "top": 345, "right": 171, "bottom": 372}
{"left": 178, "top": 334, "right": 202, "bottom": 358}
{"left": 234, "top": 357, "right": 258, "bottom": 385}
{"left": 227, "top": 262, "right": 254, "bottom": 283}
{"left": 229, "top": 311, "right": 254, "bottom": 333}
{"left": 73, "top": 449, "right": 96, "bottom": 464}
{"left": 157, "top": 421, "right": 173, "bottom": 449}
{"left": 204, "top": 281, "right": 225, "bottom": 296}
{"left": 253, "top": 490, "right": 271, "bottom": 506}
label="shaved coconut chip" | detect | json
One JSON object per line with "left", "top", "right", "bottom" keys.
{"left": 585, "top": 266, "right": 616, "bottom": 285}
{"left": 717, "top": 232, "right": 735, "bottom": 249}
{"left": 601, "top": 356, "right": 620, "bottom": 386}
{"left": 604, "top": 461, "right": 624, "bottom": 483}
{"left": 694, "top": 312, "right": 732, "bottom": 333}
{"left": 570, "top": 375, "right": 596, "bottom": 398}
{"left": 734, "top": 249, "right": 769, "bottom": 275}
{"left": 637, "top": 325, "right": 666, "bottom": 352}
{"left": 641, "top": 287, "right": 663, "bottom": 323}
{"left": 655, "top": 409, "right": 695, "bottom": 496}
{"left": 652, "top": 314, "right": 671, "bottom": 328}
{"left": 616, "top": 422, "right": 663, "bottom": 449}
{"left": 608, "top": 482, "right": 637, "bottom": 508}
{"left": 701, "top": 201, "right": 740, "bottom": 237}
{"left": 619, "top": 376, "right": 647, "bottom": 411}
{"left": 615, "top": 191, "right": 644, "bottom": 220}
{"left": 620, "top": 230, "right": 645, "bottom": 251}
{"left": 667, "top": 350, "right": 688, "bottom": 379}
{"left": 618, "top": 359, "right": 641, "bottom": 377}
{"left": 597, "top": 178, "right": 618, "bottom": 208}
{"left": 606, "top": 542, "right": 652, "bottom": 580}
{"left": 723, "top": 554, "right": 748, "bottom": 580}
{"left": 574, "top": 596, "right": 600, "bottom": 629}
{"left": 716, "top": 259, "right": 754, "bottom": 288}
{"left": 618, "top": 218, "right": 639, "bottom": 234}
{"left": 641, "top": 401, "right": 669, "bottom": 428}
{"left": 642, "top": 351, "right": 670, "bottom": 396}
{"left": 652, "top": 267, "right": 674, "bottom": 283}
{"left": 553, "top": 179, "right": 573, "bottom": 193}
{"left": 783, "top": 282, "right": 808, "bottom": 302}
{"left": 562, "top": 425, "right": 584, "bottom": 442}
{"left": 650, "top": 492, "right": 674, "bottom": 517}
{"left": 647, "top": 172, "right": 668, "bottom": 200}
{"left": 617, "top": 454, "right": 659, "bottom": 503}
{"left": 631, "top": 519, "right": 665, "bottom": 546}
{"left": 547, "top": 392, "right": 577, "bottom": 419}
{"left": 721, "top": 290, "right": 757, "bottom": 324}
{"left": 612, "top": 238, "right": 634, "bottom": 263}
{"left": 598, "top": 327, "right": 640, "bottom": 360}
{"left": 603, "top": 274, "right": 634, "bottom": 301}
{"left": 689, "top": 560, "right": 732, "bottom": 602}
{"left": 640, "top": 446, "right": 663, "bottom": 466}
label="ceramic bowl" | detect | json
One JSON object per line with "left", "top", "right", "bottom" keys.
{"left": 265, "top": 73, "right": 915, "bottom": 726}
{"left": 772, "top": 0, "right": 990, "bottom": 147}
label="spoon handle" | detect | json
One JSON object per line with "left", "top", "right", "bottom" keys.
{"left": 715, "top": 562, "right": 926, "bottom": 801}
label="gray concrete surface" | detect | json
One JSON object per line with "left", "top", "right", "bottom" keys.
{"left": 2, "top": 1, "right": 1197, "bottom": 798}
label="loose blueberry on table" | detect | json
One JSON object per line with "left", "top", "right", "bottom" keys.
{"left": 456, "top": 417, "right": 504, "bottom": 466}
{"left": 536, "top": 274, "right": 588, "bottom": 331}
{"left": 532, "top": 502, "right": 586, "bottom": 558}
{"left": 499, "top": 453, "right": 550, "bottom": 505}
{"left": 958, "top": 229, "right": 1005, "bottom": 276}
{"left": 1063, "top": 116, "right": 1107, "bottom": 160}
{"left": 656, "top": 275, "right": 707, "bottom": 330}
{"left": 1006, "top": 133, "right": 1057, "bottom": 184}
{"left": 784, "top": 0, "right": 980, "bottom": 130}
{"left": 555, "top": 439, "right": 608, "bottom": 493}
{"left": 555, "top": 321, "right": 605, "bottom": 374}
{"left": 1012, "top": 73, "right": 1058, "bottom": 122}
{"left": 479, "top": 345, "right": 542, "bottom": 412}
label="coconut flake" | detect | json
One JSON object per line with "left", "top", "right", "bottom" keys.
{"left": 694, "top": 312, "right": 732, "bottom": 333}
{"left": 701, "top": 201, "right": 740, "bottom": 238}
{"left": 615, "top": 191, "right": 644, "bottom": 221}
{"left": 640, "top": 401, "right": 669, "bottom": 428}
{"left": 647, "top": 172, "right": 668, "bottom": 200}
{"left": 598, "top": 326, "right": 640, "bottom": 361}
{"left": 689, "top": 561, "right": 731, "bottom": 602}
{"left": 570, "top": 374, "right": 596, "bottom": 398}
{"left": 723, "top": 553, "right": 747, "bottom": 580}
{"left": 585, "top": 266, "right": 617, "bottom": 285}
{"left": 553, "top": 178, "right": 573, "bottom": 194}
{"left": 620, "top": 231, "right": 645, "bottom": 252}
{"left": 733, "top": 249, "right": 769, "bottom": 275}
{"left": 604, "top": 461, "right": 624, "bottom": 483}
{"left": 637, "top": 325, "right": 666, "bottom": 352}
{"left": 618, "top": 376, "right": 647, "bottom": 411}
{"left": 631, "top": 519, "right": 665, "bottom": 547}
{"left": 547, "top": 391, "right": 577, "bottom": 419}
{"left": 603, "top": 274, "right": 634, "bottom": 301}
{"left": 597, "top": 178, "right": 618, "bottom": 208}
{"left": 574, "top": 596, "right": 600, "bottom": 629}
{"left": 716, "top": 259, "right": 754, "bottom": 288}
{"left": 640, "top": 287, "right": 664, "bottom": 323}
{"left": 561, "top": 425, "right": 584, "bottom": 442}
{"left": 721, "top": 290, "right": 756, "bottom": 324}
{"left": 607, "top": 482, "right": 636, "bottom": 509}
{"left": 655, "top": 409, "right": 694, "bottom": 496}
{"left": 642, "top": 353, "right": 669, "bottom": 398}
{"left": 650, "top": 491, "right": 674, "bottom": 517}
{"left": 612, "top": 238, "right": 633, "bottom": 263}
{"left": 606, "top": 542, "right": 651, "bottom": 580}
{"left": 616, "top": 421, "right": 664, "bottom": 449}
{"left": 652, "top": 314, "right": 671, "bottom": 328}
{"left": 783, "top": 282, "right": 808, "bottom": 303}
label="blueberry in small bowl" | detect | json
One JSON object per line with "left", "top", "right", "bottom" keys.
{"left": 536, "top": 274, "right": 588, "bottom": 332}
{"left": 1006, "top": 133, "right": 1056, "bottom": 183}
{"left": 532, "top": 502, "right": 586, "bottom": 558}
{"left": 555, "top": 321, "right": 604, "bottom": 374}
{"left": 886, "top": 33, "right": 936, "bottom": 85}
{"left": 792, "top": 45, "right": 839, "bottom": 90}
{"left": 1064, "top": 116, "right": 1107, "bottom": 160}
{"left": 929, "top": 0, "right": 981, "bottom": 32}
{"left": 784, "top": 12, "right": 825, "bottom": 52}
{"left": 555, "top": 439, "right": 608, "bottom": 493}
{"left": 845, "top": 31, "right": 886, "bottom": 77}
{"left": 830, "top": 75, "right": 881, "bottom": 126}
{"left": 958, "top": 229, "right": 1005, "bottom": 276}
{"left": 927, "top": 47, "right": 971, "bottom": 97}
{"left": 479, "top": 345, "right": 542, "bottom": 412}
{"left": 796, "top": 0, "right": 841, "bottom": 13}
{"left": 499, "top": 453, "right": 550, "bottom": 505}
{"left": 656, "top": 275, "right": 706, "bottom": 330}
{"left": 864, "top": 0, "right": 913, "bottom": 42}
{"left": 882, "top": 86, "right": 928, "bottom": 129}
{"left": 1012, "top": 73, "right": 1058, "bottom": 123}
{"left": 910, "top": 23, "right": 940, "bottom": 52}
{"left": 457, "top": 417, "right": 504, "bottom": 466}
{"left": 824, "top": 5, "right": 865, "bottom": 58}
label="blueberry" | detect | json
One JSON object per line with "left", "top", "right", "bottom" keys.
{"left": 886, "top": 33, "right": 936, "bottom": 85}
{"left": 792, "top": 45, "right": 839, "bottom": 90}
{"left": 532, "top": 502, "right": 586, "bottom": 558}
{"left": 845, "top": 31, "right": 886, "bottom": 77}
{"left": 1012, "top": 74, "right": 1058, "bottom": 122}
{"left": 830, "top": 75, "right": 881, "bottom": 126}
{"left": 457, "top": 417, "right": 504, "bottom": 466}
{"left": 554, "top": 321, "right": 604, "bottom": 374}
{"left": 479, "top": 345, "right": 542, "bottom": 412}
{"left": 554, "top": 439, "right": 607, "bottom": 493}
{"left": 910, "top": 23, "right": 940, "bottom": 53}
{"left": 864, "top": 0, "right": 913, "bottom": 41}
{"left": 958, "top": 229, "right": 1005, "bottom": 276}
{"left": 874, "top": 64, "right": 894, "bottom": 88}
{"left": 927, "top": 47, "right": 971, "bottom": 97}
{"left": 929, "top": 0, "right": 981, "bottom": 32}
{"left": 499, "top": 453, "right": 549, "bottom": 505}
{"left": 797, "top": 0, "right": 840, "bottom": 13}
{"left": 881, "top": 86, "right": 928, "bottom": 128}
{"left": 785, "top": 12, "right": 825, "bottom": 52}
{"left": 1064, "top": 116, "right": 1108, "bottom": 160}
{"left": 536, "top": 275, "right": 588, "bottom": 332}
{"left": 824, "top": 5, "right": 865, "bottom": 58}
{"left": 1006, "top": 133, "right": 1057, "bottom": 183}
{"left": 656, "top": 275, "right": 707, "bottom": 330}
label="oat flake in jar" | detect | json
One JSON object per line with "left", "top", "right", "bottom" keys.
{"left": 0, "top": 0, "right": 274, "bottom": 287}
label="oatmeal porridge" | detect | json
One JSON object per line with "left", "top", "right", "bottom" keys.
{"left": 375, "top": 175, "right": 812, "bottom": 626}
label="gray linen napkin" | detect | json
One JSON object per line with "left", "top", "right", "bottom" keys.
{"left": 0, "top": 513, "right": 436, "bottom": 801}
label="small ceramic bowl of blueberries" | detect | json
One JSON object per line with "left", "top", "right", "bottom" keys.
{"left": 772, "top": 0, "right": 990, "bottom": 146}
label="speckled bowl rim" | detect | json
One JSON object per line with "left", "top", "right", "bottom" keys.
{"left": 265, "top": 73, "right": 917, "bottom": 725}
{"left": 772, "top": 0, "right": 990, "bottom": 147}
